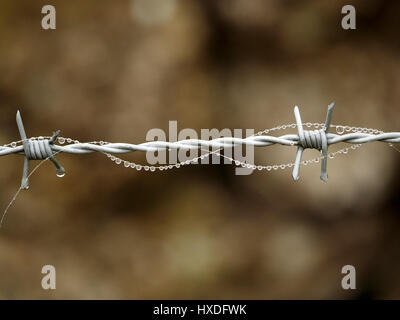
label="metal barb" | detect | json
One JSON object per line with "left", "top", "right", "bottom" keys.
{"left": 16, "top": 111, "right": 30, "bottom": 189}
{"left": 292, "top": 103, "right": 335, "bottom": 182}
{"left": 16, "top": 111, "right": 65, "bottom": 189}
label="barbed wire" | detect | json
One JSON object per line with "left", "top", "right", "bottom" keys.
{"left": 1, "top": 103, "right": 399, "bottom": 189}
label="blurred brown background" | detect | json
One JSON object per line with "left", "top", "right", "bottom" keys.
{"left": 0, "top": 0, "right": 400, "bottom": 299}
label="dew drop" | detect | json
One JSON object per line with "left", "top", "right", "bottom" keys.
{"left": 336, "top": 126, "right": 345, "bottom": 135}
{"left": 58, "top": 137, "right": 65, "bottom": 144}
{"left": 57, "top": 173, "right": 65, "bottom": 178}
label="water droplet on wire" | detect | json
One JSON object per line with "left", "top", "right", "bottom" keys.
{"left": 336, "top": 126, "right": 345, "bottom": 135}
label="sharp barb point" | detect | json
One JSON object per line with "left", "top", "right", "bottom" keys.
{"left": 320, "top": 174, "right": 328, "bottom": 183}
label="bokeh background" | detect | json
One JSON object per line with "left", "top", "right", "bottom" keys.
{"left": 0, "top": 0, "right": 400, "bottom": 299}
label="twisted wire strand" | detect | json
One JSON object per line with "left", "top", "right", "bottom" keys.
{"left": 1, "top": 132, "right": 399, "bottom": 156}
{"left": 2, "top": 109, "right": 400, "bottom": 189}
{"left": 0, "top": 122, "right": 364, "bottom": 175}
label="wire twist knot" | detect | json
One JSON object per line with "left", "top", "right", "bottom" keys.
{"left": 292, "top": 103, "right": 335, "bottom": 182}
{"left": 16, "top": 111, "right": 65, "bottom": 189}
{"left": 298, "top": 129, "right": 327, "bottom": 151}
{"left": 25, "top": 138, "right": 55, "bottom": 160}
